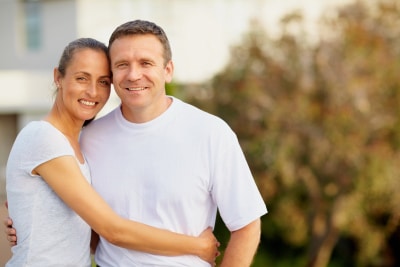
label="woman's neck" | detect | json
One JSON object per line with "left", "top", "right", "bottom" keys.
{"left": 44, "top": 108, "right": 83, "bottom": 141}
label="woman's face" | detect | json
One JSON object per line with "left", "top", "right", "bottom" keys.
{"left": 55, "top": 48, "right": 111, "bottom": 123}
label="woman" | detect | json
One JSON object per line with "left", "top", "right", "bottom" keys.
{"left": 5, "top": 38, "right": 219, "bottom": 266}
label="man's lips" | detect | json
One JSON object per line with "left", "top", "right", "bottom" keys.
{"left": 126, "top": 87, "right": 147, "bottom": 91}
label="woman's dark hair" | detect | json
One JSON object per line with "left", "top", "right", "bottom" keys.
{"left": 58, "top": 38, "right": 109, "bottom": 76}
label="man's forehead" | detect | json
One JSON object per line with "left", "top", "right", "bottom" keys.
{"left": 111, "top": 35, "right": 161, "bottom": 49}
{"left": 110, "top": 36, "right": 164, "bottom": 61}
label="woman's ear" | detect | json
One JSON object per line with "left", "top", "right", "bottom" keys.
{"left": 53, "top": 67, "right": 61, "bottom": 88}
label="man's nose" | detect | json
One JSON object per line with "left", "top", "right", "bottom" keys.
{"left": 127, "top": 66, "right": 142, "bottom": 81}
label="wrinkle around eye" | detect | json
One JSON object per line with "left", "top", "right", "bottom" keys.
{"left": 141, "top": 61, "right": 154, "bottom": 67}
{"left": 115, "top": 62, "right": 129, "bottom": 69}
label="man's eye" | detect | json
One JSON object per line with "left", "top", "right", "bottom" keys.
{"left": 116, "top": 63, "right": 128, "bottom": 68}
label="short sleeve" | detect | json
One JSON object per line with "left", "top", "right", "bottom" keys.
{"left": 210, "top": 122, "right": 267, "bottom": 231}
{"left": 9, "top": 121, "right": 75, "bottom": 176}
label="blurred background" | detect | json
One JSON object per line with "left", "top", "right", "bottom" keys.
{"left": 1, "top": 0, "right": 400, "bottom": 266}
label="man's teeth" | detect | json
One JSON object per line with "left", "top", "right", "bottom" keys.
{"left": 80, "top": 100, "right": 96, "bottom": 106}
{"left": 127, "top": 87, "right": 146, "bottom": 91}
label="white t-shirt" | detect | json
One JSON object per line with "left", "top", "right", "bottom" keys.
{"left": 81, "top": 96, "right": 267, "bottom": 267}
{"left": 6, "top": 121, "right": 92, "bottom": 267}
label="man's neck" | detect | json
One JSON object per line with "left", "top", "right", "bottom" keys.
{"left": 121, "top": 95, "right": 172, "bottom": 123}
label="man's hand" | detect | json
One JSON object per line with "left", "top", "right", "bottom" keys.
{"left": 4, "top": 201, "right": 17, "bottom": 246}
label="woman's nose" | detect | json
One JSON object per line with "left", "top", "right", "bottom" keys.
{"left": 86, "top": 83, "right": 98, "bottom": 97}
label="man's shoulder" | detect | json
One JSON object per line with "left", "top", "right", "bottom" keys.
{"left": 177, "top": 98, "right": 219, "bottom": 120}
{"left": 175, "top": 99, "right": 234, "bottom": 136}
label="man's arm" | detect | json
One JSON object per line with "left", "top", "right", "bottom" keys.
{"left": 3, "top": 201, "right": 17, "bottom": 246}
{"left": 220, "top": 218, "right": 262, "bottom": 267}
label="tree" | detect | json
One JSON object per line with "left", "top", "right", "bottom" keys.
{"left": 184, "top": 1, "right": 400, "bottom": 266}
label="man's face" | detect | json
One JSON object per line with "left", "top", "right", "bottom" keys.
{"left": 109, "top": 34, "right": 173, "bottom": 121}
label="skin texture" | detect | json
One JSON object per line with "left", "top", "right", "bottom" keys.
{"left": 4, "top": 202, "right": 16, "bottom": 246}
{"left": 109, "top": 34, "right": 173, "bottom": 123}
{"left": 220, "top": 219, "right": 261, "bottom": 267}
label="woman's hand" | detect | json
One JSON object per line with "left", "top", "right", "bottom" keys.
{"left": 198, "top": 227, "right": 220, "bottom": 266}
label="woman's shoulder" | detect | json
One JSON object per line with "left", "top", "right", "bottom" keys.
{"left": 19, "top": 121, "right": 65, "bottom": 140}
{"left": 15, "top": 121, "right": 70, "bottom": 154}
{"left": 9, "top": 121, "right": 74, "bottom": 166}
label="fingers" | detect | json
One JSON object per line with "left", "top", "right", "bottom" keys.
{"left": 5, "top": 227, "right": 17, "bottom": 246}
{"left": 6, "top": 229, "right": 17, "bottom": 247}
{"left": 206, "top": 242, "right": 220, "bottom": 265}
{"left": 4, "top": 217, "right": 17, "bottom": 246}
{"left": 215, "top": 240, "right": 221, "bottom": 258}
{"left": 212, "top": 241, "right": 220, "bottom": 266}
{"left": 4, "top": 217, "right": 13, "bottom": 228}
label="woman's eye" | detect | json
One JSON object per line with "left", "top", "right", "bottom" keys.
{"left": 99, "top": 80, "right": 110, "bottom": 86}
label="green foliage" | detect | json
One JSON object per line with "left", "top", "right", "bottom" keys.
{"left": 184, "top": 0, "right": 400, "bottom": 266}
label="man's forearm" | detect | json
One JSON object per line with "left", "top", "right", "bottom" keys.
{"left": 220, "top": 218, "right": 262, "bottom": 267}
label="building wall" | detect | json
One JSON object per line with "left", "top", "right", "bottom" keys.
{"left": 0, "top": 0, "right": 77, "bottom": 70}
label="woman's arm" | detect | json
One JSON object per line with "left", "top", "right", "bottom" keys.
{"left": 34, "top": 156, "right": 219, "bottom": 264}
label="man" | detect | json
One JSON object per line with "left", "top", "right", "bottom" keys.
{"left": 6, "top": 20, "right": 267, "bottom": 266}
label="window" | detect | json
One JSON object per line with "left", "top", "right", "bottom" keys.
{"left": 24, "top": 0, "right": 42, "bottom": 51}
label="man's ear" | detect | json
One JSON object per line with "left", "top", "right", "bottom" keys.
{"left": 164, "top": 60, "right": 174, "bottom": 83}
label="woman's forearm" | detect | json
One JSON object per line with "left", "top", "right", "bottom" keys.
{"left": 95, "top": 219, "right": 218, "bottom": 264}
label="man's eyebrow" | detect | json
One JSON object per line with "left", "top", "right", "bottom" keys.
{"left": 140, "top": 57, "right": 155, "bottom": 62}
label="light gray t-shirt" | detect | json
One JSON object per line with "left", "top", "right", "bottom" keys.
{"left": 6, "top": 121, "right": 91, "bottom": 267}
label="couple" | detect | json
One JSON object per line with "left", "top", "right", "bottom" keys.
{"left": 5, "top": 20, "right": 267, "bottom": 266}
